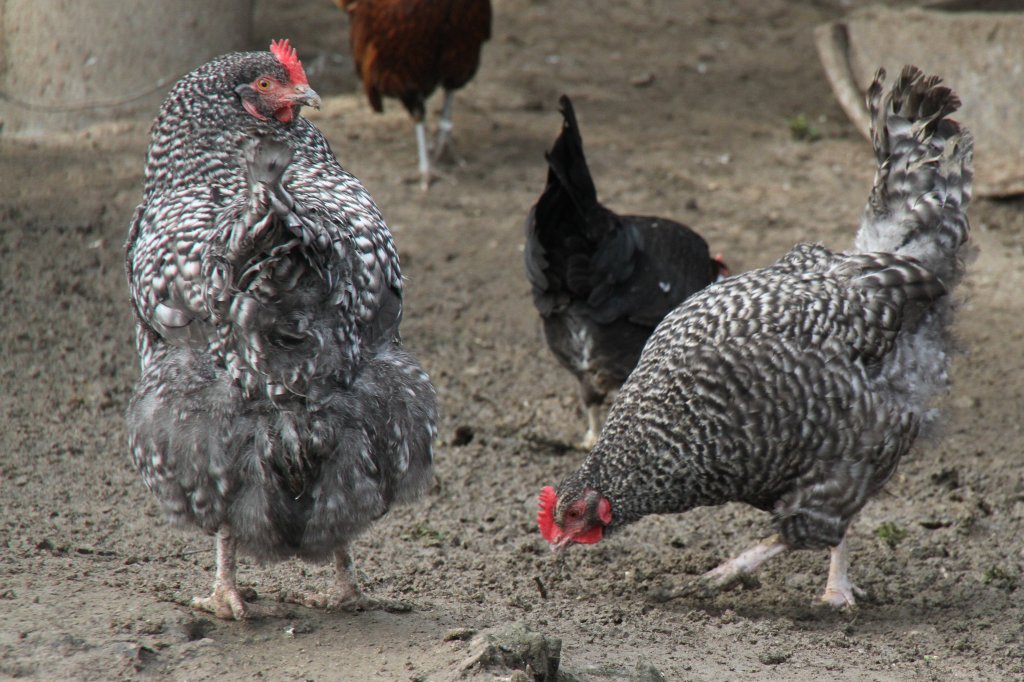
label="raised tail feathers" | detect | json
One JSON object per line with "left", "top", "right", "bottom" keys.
{"left": 525, "top": 95, "right": 609, "bottom": 303}
{"left": 541, "top": 95, "right": 599, "bottom": 218}
{"left": 855, "top": 66, "right": 974, "bottom": 289}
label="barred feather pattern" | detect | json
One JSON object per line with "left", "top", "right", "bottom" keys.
{"left": 553, "top": 67, "right": 973, "bottom": 551}
{"left": 125, "top": 50, "right": 436, "bottom": 561}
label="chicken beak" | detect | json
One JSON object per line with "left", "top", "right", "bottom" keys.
{"left": 292, "top": 85, "right": 322, "bottom": 110}
{"left": 549, "top": 534, "right": 572, "bottom": 553}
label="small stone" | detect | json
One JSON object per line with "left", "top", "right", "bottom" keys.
{"left": 459, "top": 622, "right": 561, "bottom": 680}
{"left": 443, "top": 627, "right": 476, "bottom": 642}
{"left": 632, "top": 661, "right": 667, "bottom": 682}
{"left": 759, "top": 650, "right": 791, "bottom": 665}
{"left": 451, "top": 425, "right": 474, "bottom": 446}
{"left": 137, "top": 619, "right": 164, "bottom": 635}
{"left": 631, "top": 72, "right": 655, "bottom": 87}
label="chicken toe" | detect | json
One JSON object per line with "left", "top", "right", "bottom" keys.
{"left": 283, "top": 546, "right": 413, "bottom": 613}
{"left": 192, "top": 584, "right": 254, "bottom": 620}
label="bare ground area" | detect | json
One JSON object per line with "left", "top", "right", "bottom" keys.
{"left": 3, "top": 0, "right": 1024, "bottom": 679}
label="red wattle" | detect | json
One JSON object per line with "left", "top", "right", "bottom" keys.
{"left": 572, "top": 524, "right": 604, "bottom": 544}
{"left": 275, "top": 105, "right": 295, "bottom": 123}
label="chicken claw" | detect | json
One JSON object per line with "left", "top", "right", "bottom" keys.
{"left": 282, "top": 587, "right": 412, "bottom": 613}
{"left": 282, "top": 545, "right": 413, "bottom": 613}
{"left": 192, "top": 584, "right": 281, "bottom": 620}
{"left": 649, "top": 536, "right": 787, "bottom": 603}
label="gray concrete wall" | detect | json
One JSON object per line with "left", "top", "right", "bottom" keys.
{"left": 0, "top": 0, "right": 253, "bottom": 136}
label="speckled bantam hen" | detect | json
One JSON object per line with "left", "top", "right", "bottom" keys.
{"left": 335, "top": 0, "right": 492, "bottom": 189}
{"left": 537, "top": 66, "right": 973, "bottom": 608}
{"left": 125, "top": 40, "right": 437, "bottom": 620}
{"left": 525, "top": 95, "right": 727, "bottom": 449}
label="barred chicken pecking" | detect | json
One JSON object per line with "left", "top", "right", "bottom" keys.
{"left": 537, "top": 67, "right": 973, "bottom": 608}
{"left": 525, "top": 95, "right": 727, "bottom": 449}
{"left": 125, "top": 40, "right": 437, "bottom": 620}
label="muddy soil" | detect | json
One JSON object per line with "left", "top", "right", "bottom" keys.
{"left": 3, "top": 0, "right": 1024, "bottom": 679}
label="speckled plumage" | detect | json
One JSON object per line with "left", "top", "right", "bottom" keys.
{"left": 547, "top": 67, "right": 973, "bottom": 602}
{"left": 125, "top": 46, "right": 436, "bottom": 615}
{"left": 525, "top": 95, "right": 725, "bottom": 447}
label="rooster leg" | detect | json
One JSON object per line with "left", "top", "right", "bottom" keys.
{"left": 191, "top": 527, "right": 260, "bottom": 620}
{"left": 415, "top": 120, "right": 432, "bottom": 191}
{"left": 820, "top": 534, "right": 865, "bottom": 608}
{"left": 433, "top": 90, "right": 456, "bottom": 163}
{"left": 654, "top": 535, "right": 787, "bottom": 602}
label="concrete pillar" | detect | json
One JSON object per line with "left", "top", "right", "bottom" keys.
{"left": 0, "top": 0, "right": 253, "bottom": 136}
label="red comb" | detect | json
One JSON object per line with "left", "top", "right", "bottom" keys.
{"left": 537, "top": 486, "right": 559, "bottom": 542}
{"left": 270, "top": 39, "right": 308, "bottom": 86}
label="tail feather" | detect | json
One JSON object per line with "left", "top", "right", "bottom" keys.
{"left": 541, "top": 95, "right": 599, "bottom": 222}
{"left": 525, "top": 94, "right": 619, "bottom": 306}
{"left": 855, "top": 66, "right": 974, "bottom": 289}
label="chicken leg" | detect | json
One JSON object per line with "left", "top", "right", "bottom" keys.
{"left": 699, "top": 535, "right": 788, "bottom": 587}
{"left": 653, "top": 535, "right": 787, "bottom": 602}
{"left": 414, "top": 119, "right": 432, "bottom": 191}
{"left": 820, "top": 534, "right": 865, "bottom": 608}
{"left": 656, "top": 533, "right": 863, "bottom": 608}
{"left": 433, "top": 89, "right": 456, "bottom": 163}
{"left": 191, "top": 527, "right": 270, "bottom": 620}
{"left": 580, "top": 403, "right": 602, "bottom": 450}
{"left": 283, "top": 543, "right": 412, "bottom": 613}
{"left": 578, "top": 382, "right": 613, "bottom": 450}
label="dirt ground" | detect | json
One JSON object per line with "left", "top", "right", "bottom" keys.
{"left": 3, "top": 0, "right": 1024, "bottom": 679}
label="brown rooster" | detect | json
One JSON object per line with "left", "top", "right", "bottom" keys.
{"left": 335, "top": 0, "right": 492, "bottom": 189}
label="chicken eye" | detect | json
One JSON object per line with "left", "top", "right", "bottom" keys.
{"left": 256, "top": 78, "right": 272, "bottom": 91}
{"left": 566, "top": 508, "right": 581, "bottom": 520}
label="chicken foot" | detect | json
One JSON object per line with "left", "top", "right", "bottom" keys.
{"left": 651, "top": 535, "right": 787, "bottom": 602}
{"left": 653, "top": 532, "right": 864, "bottom": 608}
{"left": 282, "top": 544, "right": 412, "bottom": 613}
{"left": 192, "top": 527, "right": 279, "bottom": 620}
{"left": 820, "top": 534, "right": 865, "bottom": 608}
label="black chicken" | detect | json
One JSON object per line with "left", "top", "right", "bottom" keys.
{"left": 538, "top": 67, "right": 973, "bottom": 608}
{"left": 525, "top": 95, "right": 726, "bottom": 448}
{"left": 125, "top": 40, "right": 437, "bottom": 619}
